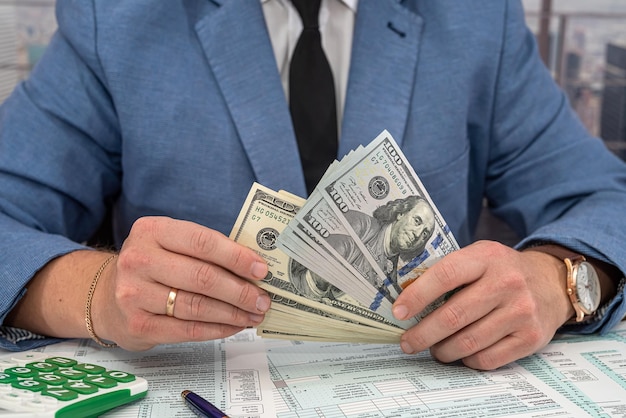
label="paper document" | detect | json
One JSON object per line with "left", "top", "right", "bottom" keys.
{"left": 3, "top": 322, "right": 625, "bottom": 417}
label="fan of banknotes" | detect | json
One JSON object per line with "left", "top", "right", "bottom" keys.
{"left": 229, "top": 130, "right": 459, "bottom": 343}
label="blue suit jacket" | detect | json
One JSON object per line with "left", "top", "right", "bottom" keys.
{"left": 1, "top": 0, "right": 626, "bottom": 349}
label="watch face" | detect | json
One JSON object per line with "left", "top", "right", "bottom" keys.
{"left": 576, "top": 261, "right": 601, "bottom": 313}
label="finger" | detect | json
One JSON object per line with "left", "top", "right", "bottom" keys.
{"left": 109, "top": 279, "right": 265, "bottom": 351}
{"left": 129, "top": 217, "right": 268, "bottom": 281}
{"left": 164, "top": 288, "right": 265, "bottom": 327}
{"left": 458, "top": 332, "right": 548, "bottom": 371}
{"left": 120, "top": 315, "right": 248, "bottom": 350}
{"left": 399, "top": 284, "right": 496, "bottom": 355}
{"left": 117, "top": 245, "right": 271, "bottom": 315}
{"left": 392, "top": 241, "right": 495, "bottom": 321}
{"left": 427, "top": 304, "right": 524, "bottom": 364}
{"left": 114, "top": 273, "right": 266, "bottom": 326}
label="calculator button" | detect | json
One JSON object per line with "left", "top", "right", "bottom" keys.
{"left": 20, "top": 400, "right": 47, "bottom": 412}
{"left": 26, "top": 361, "right": 58, "bottom": 373}
{"left": 25, "top": 395, "right": 59, "bottom": 410}
{"left": 64, "top": 380, "right": 99, "bottom": 395}
{"left": 0, "top": 392, "right": 24, "bottom": 408}
{"left": 11, "top": 379, "right": 46, "bottom": 392}
{"left": 46, "top": 356, "right": 78, "bottom": 367}
{"left": 56, "top": 368, "right": 87, "bottom": 380}
{"left": 4, "top": 366, "right": 37, "bottom": 378}
{"left": 0, "top": 373, "right": 17, "bottom": 384}
{"left": 42, "top": 387, "right": 79, "bottom": 402}
{"left": 74, "top": 362, "right": 106, "bottom": 374}
{"left": 35, "top": 373, "right": 68, "bottom": 386}
{"left": 84, "top": 375, "right": 118, "bottom": 388}
{"left": 6, "top": 388, "right": 35, "bottom": 400}
{"left": 104, "top": 370, "right": 137, "bottom": 383}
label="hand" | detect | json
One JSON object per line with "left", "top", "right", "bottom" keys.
{"left": 392, "top": 240, "right": 574, "bottom": 370}
{"left": 92, "top": 216, "right": 270, "bottom": 351}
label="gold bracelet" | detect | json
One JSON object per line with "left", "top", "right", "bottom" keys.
{"left": 84, "top": 254, "right": 118, "bottom": 348}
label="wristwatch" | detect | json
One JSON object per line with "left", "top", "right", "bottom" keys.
{"left": 527, "top": 244, "right": 616, "bottom": 324}
{"left": 564, "top": 256, "right": 601, "bottom": 322}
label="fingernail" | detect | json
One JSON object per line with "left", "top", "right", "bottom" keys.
{"left": 400, "top": 341, "right": 415, "bottom": 354}
{"left": 256, "top": 295, "right": 271, "bottom": 313}
{"left": 393, "top": 304, "right": 408, "bottom": 320}
{"left": 251, "top": 261, "right": 268, "bottom": 279}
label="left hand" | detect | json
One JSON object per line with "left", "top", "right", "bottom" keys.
{"left": 392, "top": 240, "right": 575, "bottom": 370}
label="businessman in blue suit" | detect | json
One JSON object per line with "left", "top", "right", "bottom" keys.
{"left": 1, "top": 0, "right": 625, "bottom": 370}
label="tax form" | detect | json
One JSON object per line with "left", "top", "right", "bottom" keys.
{"left": 12, "top": 322, "right": 626, "bottom": 417}
{"left": 264, "top": 328, "right": 626, "bottom": 417}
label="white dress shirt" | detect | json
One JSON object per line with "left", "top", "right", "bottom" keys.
{"left": 261, "top": 0, "right": 358, "bottom": 136}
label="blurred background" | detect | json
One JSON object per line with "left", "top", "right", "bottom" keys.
{"left": 0, "top": 0, "right": 625, "bottom": 244}
{"left": 524, "top": 0, "right": 626, "bottom": 159}
{"left": 0, "top": 0, "right": 55, "bottom": 101}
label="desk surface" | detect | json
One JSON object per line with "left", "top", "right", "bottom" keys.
{"left": 2, "top": 322, "right": 626, "bottom": 417}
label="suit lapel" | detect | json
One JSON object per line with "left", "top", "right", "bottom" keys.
{"left": 191, "top": 0, "right": 423, "bottom": 196}
{"left": 193, "top": 0, "right": 307, "bottom": 196}
{"left": 340, "top": 0, "right": 423, "bottom": 155}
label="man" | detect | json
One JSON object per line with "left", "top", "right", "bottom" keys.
{"left": 0, "top": 0, "right": 625, "bottom": 371}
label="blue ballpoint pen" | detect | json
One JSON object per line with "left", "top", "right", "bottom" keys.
{"left": 181, "top": 390, "right": 230, "bottom": 418}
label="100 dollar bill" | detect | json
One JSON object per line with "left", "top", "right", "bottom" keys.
{"left": 278, "top": 130, "right": 459, "bottom": 320}
{"left": 229, "top": 183, "right": 404, "bottom": 342}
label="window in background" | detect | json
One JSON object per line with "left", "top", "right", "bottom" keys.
{"left": 0, "top": 0, "right": 56, "bottom": 103}
{"left": 523, "top": 0, "right": 626, "bottom": 159}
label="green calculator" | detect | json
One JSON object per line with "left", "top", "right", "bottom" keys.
{"left": 0, "top": 350, "right": 148, "bottom": 417}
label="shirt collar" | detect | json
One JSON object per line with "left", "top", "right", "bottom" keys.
{"left": 260, "top": 0, "right": 358, "bottom": 13}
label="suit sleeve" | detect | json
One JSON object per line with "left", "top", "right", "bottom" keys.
{"left": 485, "top": 0, "right": 626, "bottom": 333}
{"left": 0, "top": 0, "right": 121, "bottom": 349}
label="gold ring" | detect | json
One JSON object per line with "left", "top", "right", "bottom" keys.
{"left": 166, "top": 287, "right": 178, "bottom": 317}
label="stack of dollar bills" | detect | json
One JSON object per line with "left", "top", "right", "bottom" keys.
{"left": 229, "top": 130, "right": 459, "bottom": 343}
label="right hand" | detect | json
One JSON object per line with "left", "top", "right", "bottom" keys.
{"left": 91, "top": 216, "right": 270, "bottom": 351}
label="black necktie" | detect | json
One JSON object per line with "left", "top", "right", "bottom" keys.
{"left": 289, "top": 0, "right": 338, "bottom": 194}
